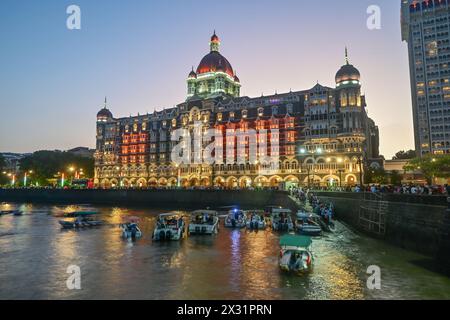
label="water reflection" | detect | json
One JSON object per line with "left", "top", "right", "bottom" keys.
{"left": 0, "top": 203, "right": 450, "bottom": 300}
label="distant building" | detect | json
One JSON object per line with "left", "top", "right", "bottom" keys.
{"left": 0, "top": 153, "right": 30, "bottom": 174}
{"left": 384, "top": 159, "right": 425, "bottom": 184}
{"left": 94, "top": 32, "right": 381, "bottom": 188}
{"left": 401, "top": 0, "right": 450, "bottom": 156}
{"left": 67, "top": 147, "right": 95, "bottom": 158}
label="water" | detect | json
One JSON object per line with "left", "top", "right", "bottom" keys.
{"left": 1, "top": 202, "right": 449, "bottom": 300}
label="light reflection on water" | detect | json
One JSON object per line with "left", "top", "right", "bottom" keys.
{"left": 0, "top": 202, "right": 449, "bottom": 300}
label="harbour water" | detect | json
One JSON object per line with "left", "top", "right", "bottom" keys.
{"left": 1, "top": 202, "right": 449, "bottom": 300}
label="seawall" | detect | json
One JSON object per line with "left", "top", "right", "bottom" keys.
{"left": 0, "top": 189, "right": 299, "bottom": 211}
{"left": 315, "top": 191, "right": 449, "bottom": 266}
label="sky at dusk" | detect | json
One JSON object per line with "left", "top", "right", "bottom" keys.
{"left": 0, "top": 0, "right": 413, "bottom": 158}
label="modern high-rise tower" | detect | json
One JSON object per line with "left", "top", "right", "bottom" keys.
{"left": 401, "top": 0, "right": 450, "bottom": 156}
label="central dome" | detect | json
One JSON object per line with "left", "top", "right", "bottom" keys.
{"left": 196, "top": 51, "right": 234, "bottom": 77}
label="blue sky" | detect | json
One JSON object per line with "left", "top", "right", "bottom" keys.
{"left": 0, "top": 0, "right": 412, "bottom": 158}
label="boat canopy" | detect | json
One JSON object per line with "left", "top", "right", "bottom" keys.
{"left": 280, "top": 235, "right": 312, "bottom": 248}
{"left": 69, "top": 211, "right": 98, "bottom": 216}
{"left": 191, "top": 210, "right": 218, "bottom": 216}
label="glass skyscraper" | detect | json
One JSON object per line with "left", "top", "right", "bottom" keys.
{"left": 401, "top": 0, "right": 450, "bottom": 155}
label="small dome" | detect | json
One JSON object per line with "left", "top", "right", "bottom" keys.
{"left": 188, "top": 69, "right": 197, "bottom": 79}
{"left": 335, "top": 64, "right": 360, "bottom": 84}
{"left": 211, "top": 32, "right": 219, "bottom": 42}
{"left": 234, "top": 75, "right": 240, "bottom": 83}
{"left": 97, "top": 108, "right": 113, "bottom": 119}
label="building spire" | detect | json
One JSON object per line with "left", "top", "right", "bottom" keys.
{"left": 210, "top": 30, "right": 220, "bottom": 52}
{"left": 104, "top": 96, "right": 107, "bottom": 109}
{"left": 345, "top": 46, "right": 349, "bottom": 65}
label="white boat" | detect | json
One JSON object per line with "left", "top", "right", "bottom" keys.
{"left": 188, "top": 210, "right": 219, "bottom": 235}
{"left": 121, "top": 223, "right": 143, "bottom": 239}
{"left": 245, "top": 210, "right": 266, "bottom": 230}
{"left": 224, "top": 209, "right": 246, "bottom": 228}
{"left": 295, "top": 212, "right": 322, "bottom": 236}
{"left": 279, "top": 235, "right": 314, "bottom": 274}
{"left": 153, "top": 213, "right": 185, "bottom": 241}
{"left": 270, "top": 208, "right": 294, "bottom": 232}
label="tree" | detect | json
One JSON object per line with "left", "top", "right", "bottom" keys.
{"left": 393, "top": 150, "right": 416, "bottom": 160}
{"left": 404, "top": 154, "right": 450, "bottom": 184}
{"left": 389, "top": 170, "right": 402, "bottom": 186}
{"left": 0, "top": 154, "right": 7, "bottom": 185}
{"left": 365, "top": 168, "right": 388, "bottom": 184}
{"left": 19, "top": 151, "right": 94, "bottom": 186}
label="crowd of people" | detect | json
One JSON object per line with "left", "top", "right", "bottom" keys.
{"left": 298, "top": 184, "right": 450, "bottom": 196}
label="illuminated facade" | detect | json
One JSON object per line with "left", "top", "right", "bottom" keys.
{"left": 94, "top": 33, "right": 380, "bottom": 188}
{"left": 402, "top": 0, "right": 450, "bottom": 155}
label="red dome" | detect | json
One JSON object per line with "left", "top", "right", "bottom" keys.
{"left": 196, "top": 51, "right": 234, "bottom": 77}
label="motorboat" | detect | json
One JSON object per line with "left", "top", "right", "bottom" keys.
{"left": 224, "top": 209, "right": 247, "bottom": 228}
{"left": 0, "top": 210, "right": 22, "bottom": 216}
{"left": 188, "top": 210, "right": 219, "bottom": 235}
{"left": 245, "top": 210, "right": 266, "bottom": 230}
{"left": 64, "top": 211, "right": 99, "bottom": 218}
{"left": 270, "top": 208, "right": 294, "bottom": 232}
{"left": 59, "top": 212, "right": 104, "bottom": 229}
{"left": 121, "top": 223, "right": 142, "bottom": 239}
{"left": 153, "top": 213, "right": 185, "bottom": 241}
{"left": 295, "top": 212, "right": 322, "bottom": 236}
{"left": 279, "top": 234, "right": 314, "bottom": 274}
{"left": 216, "top": 205, "right": 239, "bottom": 218}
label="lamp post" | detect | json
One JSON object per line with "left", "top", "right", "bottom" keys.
{"left": 356, "top": 156, "right": 364, "bottom": 187}
{"left": 23, "top": 170, "right": 33, "bottom": 187}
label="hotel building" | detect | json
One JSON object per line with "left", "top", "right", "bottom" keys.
{"left": 402, "top": 0, "right": 450, "bottom": 155}
{"left": 94, "top": 32, "right": 380, "bottom": 188}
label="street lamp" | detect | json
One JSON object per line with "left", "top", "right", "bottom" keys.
{"left": 356, "top": 157, "right": 364, "bottom": 187}
{"left": 24, "top": 170, "right": 33, "bottom": 187}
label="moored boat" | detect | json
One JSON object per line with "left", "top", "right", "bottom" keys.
{"left": 295, "top": 212, "right": 322, "bottom": 236}
{"left": 279, "top": 234, "right": 314, "bottom": 274}
{"left": 153, "top": 213, "right": 185, "bottom": 241}
{"left": 58, "top": 212, "right": 104, "bottom": 229}
{"left": 188, "top": 210, "right": 219, "bottom": 235}
{"left": 269, "top": 208, "right": 294, "bottom": 232}
{"left": 245, "top": 210, "right": 266, "bottom": 230}
{"left": 121, "top": 216, "right": 143, "bottom": 239}
{"left": 224, "top": 209, "right": 246, "bottom": 228}
{"left": 0, "top": 210, "right": 23, "bottom": 216}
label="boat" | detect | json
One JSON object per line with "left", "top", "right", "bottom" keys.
{"left": 0, "top": 210, "right": 22, "bottom": 216}
{"left": 216, "top": 205, "right": 239, "bottom": 218}
{"left": 279, "top": 234, "right": 314, "bottom": 274}
{"left": 120, "top": 216, "right": 142, "bottom": 239}
{"left": 121, "top": 223, "right": 142, "bottom": 239}
{"left": 295, "top": 212, "right": 322, "bottom": 236}
{"left": 270, "top": 208, "right": 294, "bottom": 232}
{"left": 245, "top": 210, "right": 266, "bottom": 230}
{"left": 59, "top": 212, "right": 104, "bottom": 229}
{"left": 224, "top": 209, "right": 247, "bottom": 228}
{"left": 188, "top": 210, "right": 219, "bottom": 235}
{"left": 64, "top": 211, "right": 99, "bottom": 218}
{"left": 152, "top": 213, "right": 185, "bottom": 241}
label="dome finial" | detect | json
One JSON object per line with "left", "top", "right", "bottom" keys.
{"left": 210, "top": 31, "right": 220, "bottom": 52}
{"left": 345, "top": 46, "right": 349, "bottom": 65}
{"left": 104, "top": 96, "right": 107, "bottom": 109}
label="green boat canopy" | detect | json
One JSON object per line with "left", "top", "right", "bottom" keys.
{"left": 67, "top": 211, "right": 98, "bottom": 216}
{"left": 279, "top": 235, "right": 312, "bottom": 248}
